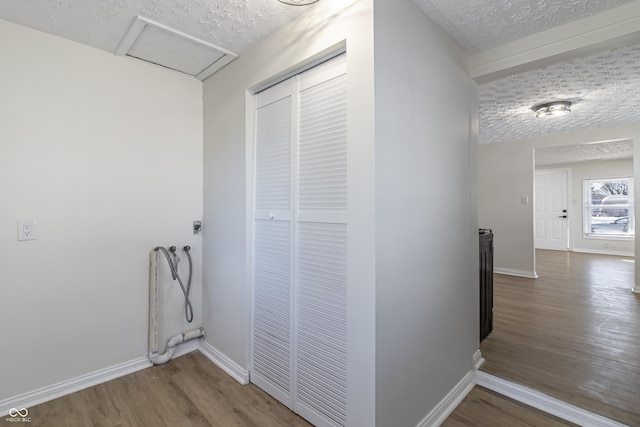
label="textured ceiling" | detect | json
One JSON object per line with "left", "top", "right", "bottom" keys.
{"left": 2, "top": 0, "right": 639, "bottom": 152}
{"left": 412, "top": 0, "right": 636, "bottom": 53}
{"left": 0, "top": 0, "right": 307, "bottom": 76}
{"left": 478, "top": 42, "right": 640, "bottom": 144}
{"left": 535, "top": 140, "right": 633, "bottom": 166}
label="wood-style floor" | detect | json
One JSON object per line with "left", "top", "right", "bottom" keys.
{"left": 442, "top": 386, "right": 576, "bottom": 427}
{"left": 26, "top": 352, "right": 311, "bottom": 427}
{"left": 25, "top": 351, "right": 571, "bottom": 427}
{"left": 480, "top": 249, "right": 640, "bottom": 426}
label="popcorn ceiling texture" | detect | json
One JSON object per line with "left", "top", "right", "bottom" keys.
{"left": 478, "top": 42, "right": 640, "bottom": 144}
{"left": 535, "top": 140, "right": 633, "bottom": 166}
{"left": 0, "top": 0, "right": 306, "bottom": 57}
{"left": 412, "top": 0, "right": 636, "bottom": 53}
{"left": 3, "top": 0, "right": 639, "bottom": 146}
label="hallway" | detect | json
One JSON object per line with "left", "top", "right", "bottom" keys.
{"left": 480, "top": 250, "right": 640, "bottom": 426}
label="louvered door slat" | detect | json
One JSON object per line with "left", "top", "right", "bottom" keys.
{"left": 298, "top": 73, "right": 347, "bottom": 214}
{"left": 255, "top": 96, "right": 292, "bottom": 212}
{"left": 252, "top": 53, "right": 347, "bottom": 427}
{"left": 251, "top": 85, "right": 293, "bottom": 407}
{"left": 294, "top": 56, "right": 347, "bottom": 427}
{"left": 252, "top": 219, "right": 292, "bottom": 403}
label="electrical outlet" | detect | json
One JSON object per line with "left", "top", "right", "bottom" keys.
{"left": 18, "top": 220, "right": 36, "bottom": 241}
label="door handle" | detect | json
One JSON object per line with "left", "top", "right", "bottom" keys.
{"left": 558, "top": 215, "right": 567, "bottom": 218}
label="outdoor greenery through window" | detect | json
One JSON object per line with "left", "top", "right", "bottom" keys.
{"left": 584, "top": 177, "right": 634, "bottom": 237}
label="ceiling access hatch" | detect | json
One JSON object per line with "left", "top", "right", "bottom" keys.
{"left": 115, "top": 16, "right": 237, "bottom": 81}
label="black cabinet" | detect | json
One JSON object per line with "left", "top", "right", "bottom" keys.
{"left": 479, "top": 229, "right": 494, "bottom": 342}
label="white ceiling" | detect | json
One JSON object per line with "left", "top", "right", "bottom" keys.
{"left": 0, "top": 0, "right": 308, "bottom": 78}
{"left": 535, "top": 139, "right": 633, "bottom": 166}
{"left": 412, "top": 0, "right": 636, "bottom": 53}
{"left": 479, "top": 42, "right": 640, "bottom": 144}
{"left": 1, "top": 0, "right": 640, "bottom": 157}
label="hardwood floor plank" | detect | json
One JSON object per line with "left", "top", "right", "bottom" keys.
{"left": 23, "top": 252, "right": 639, "bottom": 427}
{"left": 28, "top": 352, "right": 571, "bottom": 427}
{"left": 480, "top": 250, "right": 640, "bottom": 426}
{"left": 442, "top": 386, "right": 577, "bottom": 427}
{"left": 26, "top": 352, "right": 310, "bottom": 427}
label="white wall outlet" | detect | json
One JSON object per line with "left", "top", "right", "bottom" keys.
{"left": 18, "top": 219, "right": 36, "bottom": 241}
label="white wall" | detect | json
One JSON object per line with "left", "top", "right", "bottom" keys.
{"left": 202, "top": 1, "right": 376, "bottom": 424}
{"left": 478, "top": 142, "right": 537, "bottom": 276}
{"left": 373, "top": 1, "right": 477, "bottom": 426}
{"left": 537, "top": 159, "right": 634, "bottom": 256}
{"left": 0, "top": 19, "right": 203, "bottom": 402}
{"left": 478, "top": 125, "right": 640, "bottom": 282}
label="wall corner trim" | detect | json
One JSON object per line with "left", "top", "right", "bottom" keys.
{"left": 475, "top": 371, "right": 628, "bottom": 427}
{"left": 633, "top": 284, "right": 639, "bottom": 294}
{"left": 198, "top": 341, "right": 249, "bottom": 385}
{"left": 416, "top": 370, "right": 475, "bottom": 427}
{"left": 0, "top": 357, "right": 152, "bottom": 417}
{"left": 472, "top": 350, "right": 485, "bottom": 371}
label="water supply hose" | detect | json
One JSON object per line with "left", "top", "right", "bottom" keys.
{"left": 183, "top": 245, "right": 193, "bottom": 322}
{"left": 153, "top": 246, "right": 194, "bottom": 323}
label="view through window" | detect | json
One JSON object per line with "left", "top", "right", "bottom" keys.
{"left": 584, "top": 177, "right": 634, "bottom": 237}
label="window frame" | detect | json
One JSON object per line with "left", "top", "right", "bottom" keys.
{"left": 583, "top": 176, "right": 634, "bottom": 240}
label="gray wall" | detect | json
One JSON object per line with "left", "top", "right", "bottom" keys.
{"left": 373, "top": 1, "right": 478, "bottom": 426}
{"left": 202, "top": 1, "right": 377, "bottom": 424}
{"left": 478, "top": 124, "right": 640, "bottom": 283}
{"left": 0, "top": 19, "right": 203, "bottom": 402}
{"left": 202, "top": 0, "right": 479, "bottom": 425}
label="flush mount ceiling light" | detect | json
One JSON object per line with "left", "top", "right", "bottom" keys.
{"left": 278, "top": 0, "right": 318, "bottom": 5}
{"left": 533, "top": 101, "right": 572, "bottom": 118}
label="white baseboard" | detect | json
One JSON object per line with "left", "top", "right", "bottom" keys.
{"left": 0, "top": 356, "right": 152, "bottom": 417}
{"left": 416, "top": 370, "right": 475, "bottom": 427}
{"left": 494, "top": 268, "right": 538, "bottom": 279}
{"left": 572, "top": 248, "right": 634, "bottom": 257}
{"left": 472, "top": 350, "right": 485, "bottom": 371}
{"left": 198, "top": 341, "right": 249, "bottom": 385}
{"left": 172, "top": 338, "right": 202, "bottom": 359}
{"left": 475, "top": 371, "right": 628, "bottom": 427}
{"left": 0, "top": 337, "right": 202, "bottom": 417}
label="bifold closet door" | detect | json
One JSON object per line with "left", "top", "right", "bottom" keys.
{"left": 294, "top": 56, "right": 347, "bottom": 427}
{"left": 252, "top": 54, "right": 347, "bottom": 427}
{"left": 252, "top": 79, "right": 295, "bottom": 407}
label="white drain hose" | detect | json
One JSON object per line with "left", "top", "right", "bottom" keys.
{"left": 149, "top": 327, "right": 205, "bottom": 365}
{"left": 149, "top": 250, "right": 204, "bottom": 365}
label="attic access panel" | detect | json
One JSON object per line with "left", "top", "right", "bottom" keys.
{"left": 115, "top": 16, "right": 237, "bottom": 80}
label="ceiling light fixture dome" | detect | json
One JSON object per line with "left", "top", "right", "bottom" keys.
{"left": 278, "top": 0, "right": 318, "bottom": 5}
{"left": 533, "top": 101, "right": 572, "bottom": 118}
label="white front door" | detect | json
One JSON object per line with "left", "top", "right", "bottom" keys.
{"left": 535, "top": 169, "right": 569, "bottom": 250}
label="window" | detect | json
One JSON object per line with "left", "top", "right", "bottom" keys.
{"left": 584, "top": 177, "right": 634, "bottom": 237}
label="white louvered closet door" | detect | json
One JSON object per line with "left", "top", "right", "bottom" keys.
{"left": 252, "top": 54, "right": 347, "bottom": 427}
{"left": 252, "top": 79, "right": 295, "bottom": 407}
